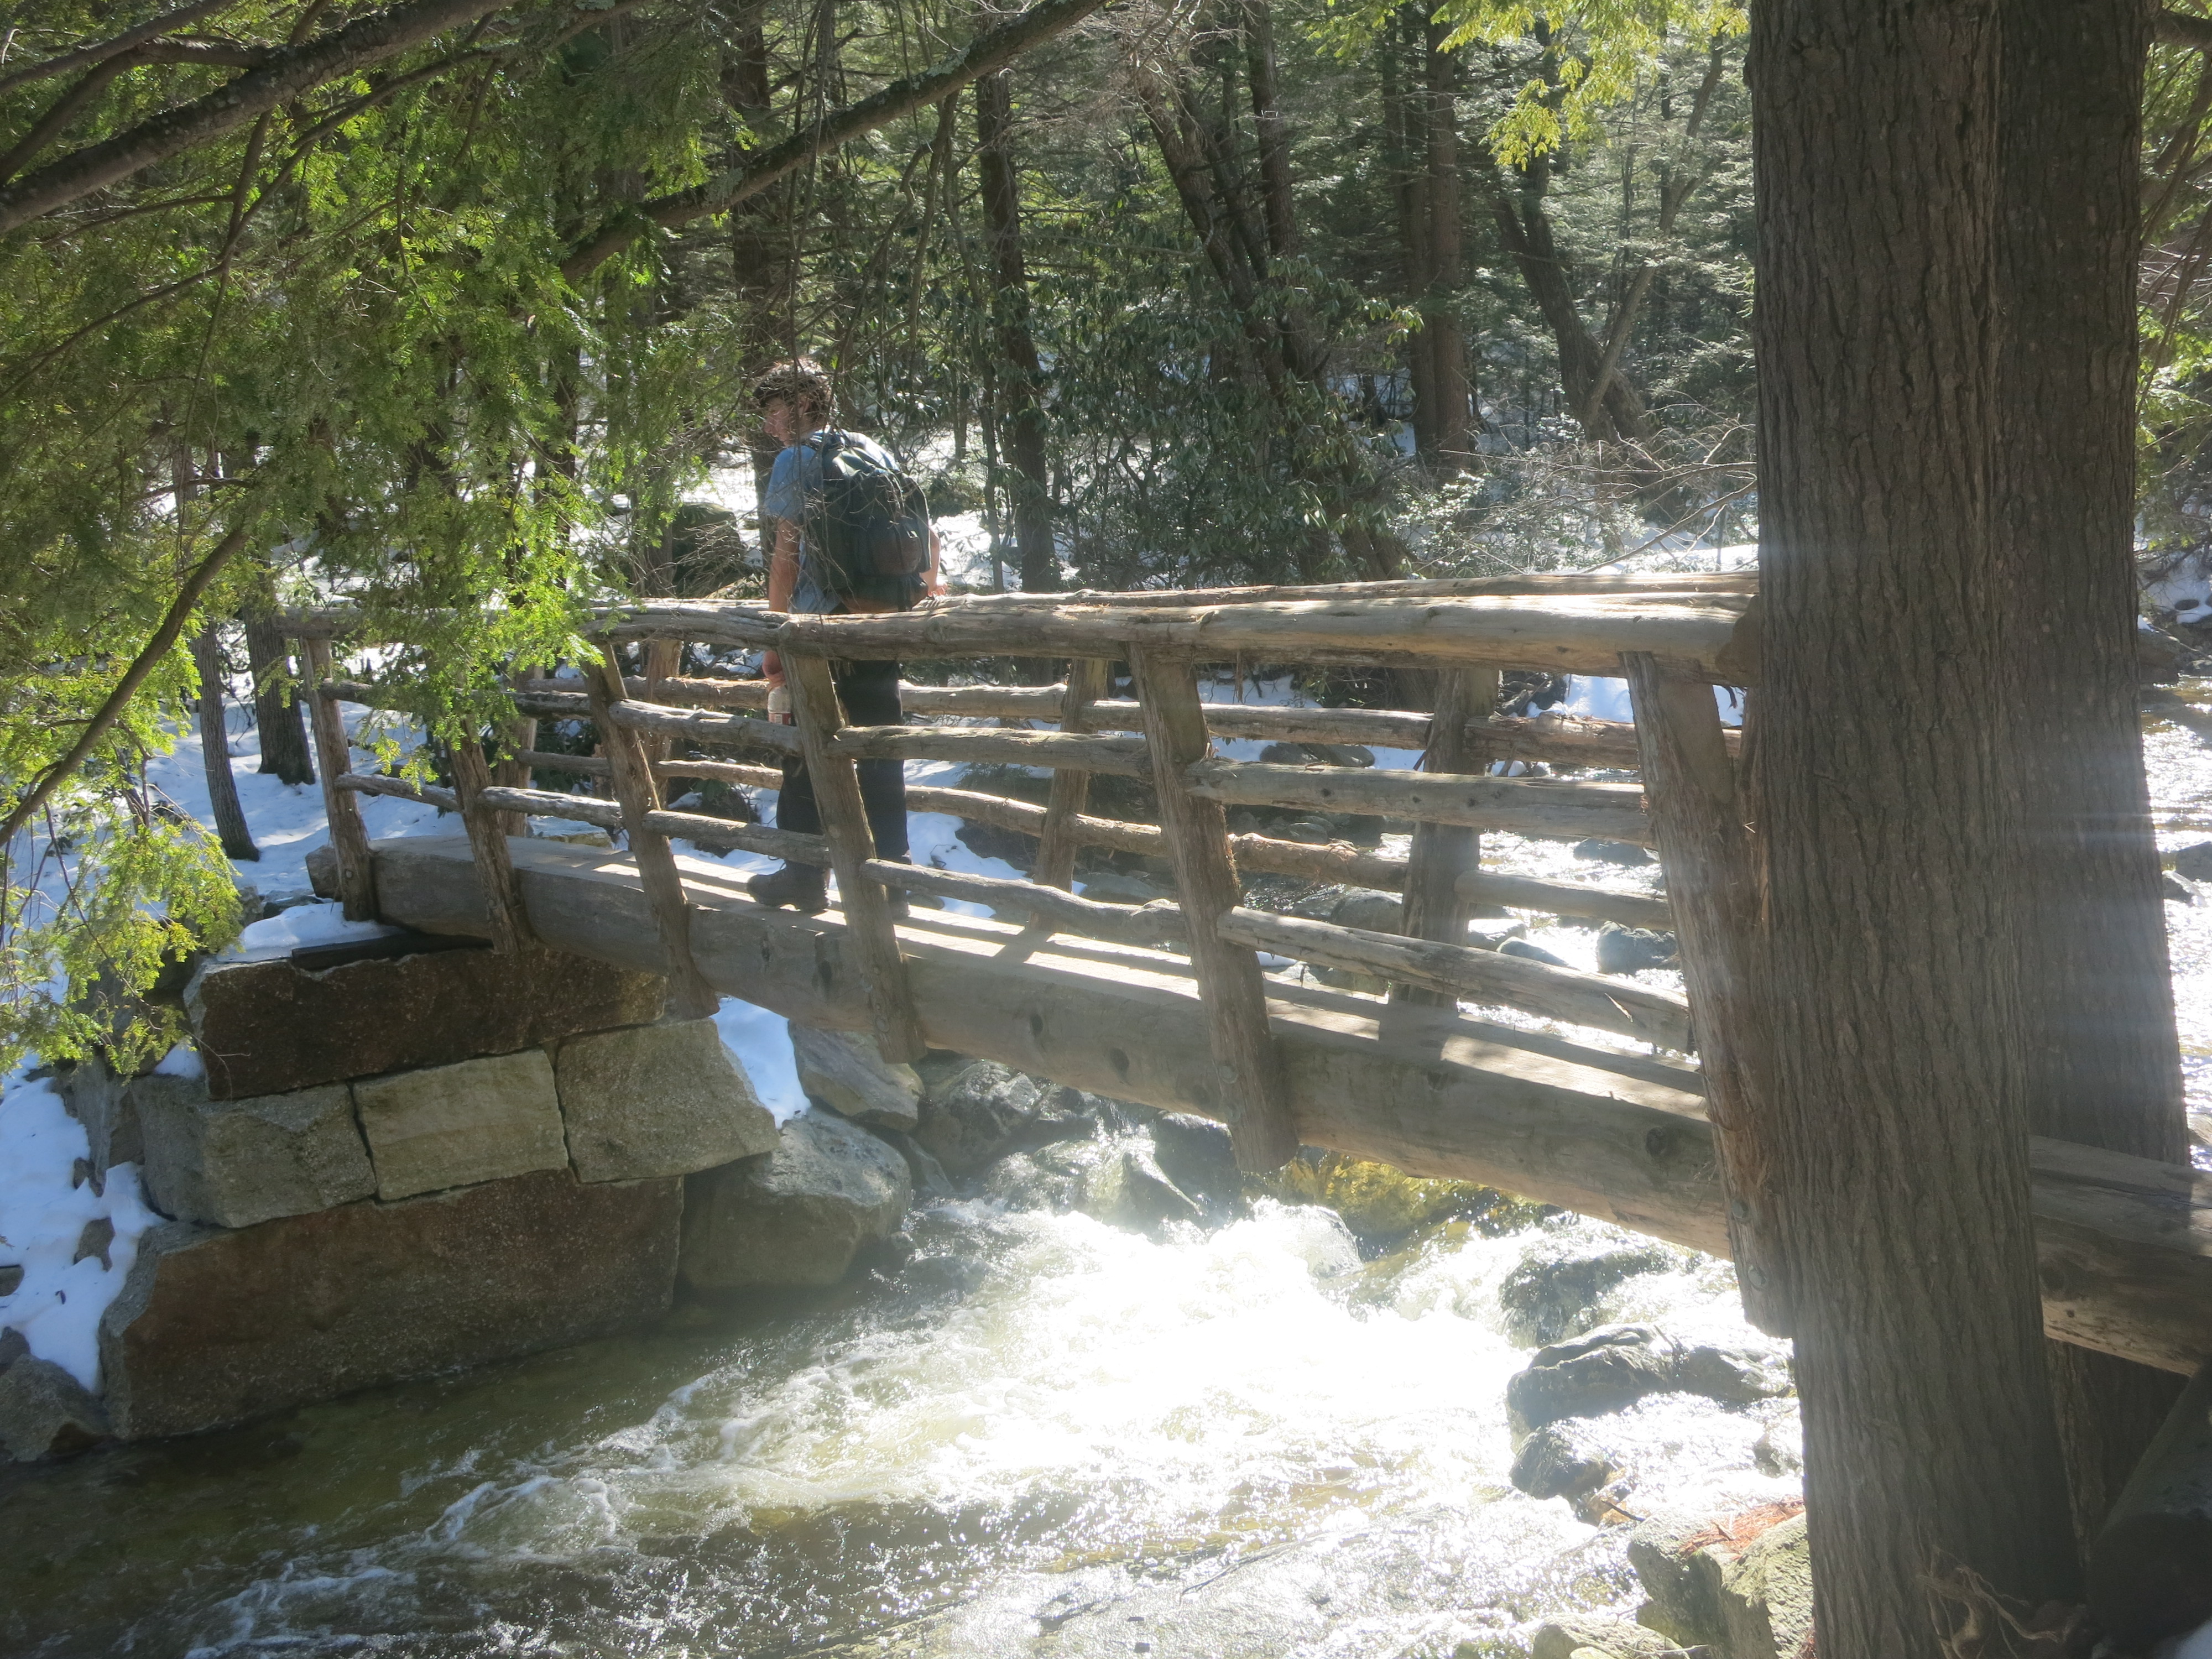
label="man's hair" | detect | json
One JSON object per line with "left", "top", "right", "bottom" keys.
{"left": 752, "top": 357, "right": 833, "bottom": 426}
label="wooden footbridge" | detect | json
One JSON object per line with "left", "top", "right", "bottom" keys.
{"left": 284, "top": 574, "right": 2211, "bottom": 1378}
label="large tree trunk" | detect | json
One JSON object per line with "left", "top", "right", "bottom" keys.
{"left": 243, "top": 611, "right": 314, "bottom": 787}
{"left": 1747, "top": 0, "right": 2080, "bottom": 1646}
{"left": 1412, "top": 12, "right": 1472, "bottom": 463}
{"left": 1380, "top": 20, "right": 1435, "bottom": 453}
{"left": 192, "top": 623, "right": 259, "bottom": 862}
{"left": 1995, "top": 0, "right": 2187, "bottom": 1543}
{"left": 975, "top": 69, "right": 1057, "bottom": 593}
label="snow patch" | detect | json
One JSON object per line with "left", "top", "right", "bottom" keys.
{"left": 223, "top": 900, "right": 404, "bottom": 963}
{"left": 0, "top": 1068, "right": 159, "bottom": 1392}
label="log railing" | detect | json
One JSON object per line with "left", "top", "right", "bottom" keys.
{"left": 289, "top": 576, "right": 1752, "bottom": 1175}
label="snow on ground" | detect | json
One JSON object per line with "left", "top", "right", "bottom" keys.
{"left": 0, "top": 1067, "right": 159, "bottom": 1391}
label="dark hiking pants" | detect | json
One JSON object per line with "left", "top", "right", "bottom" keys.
{"left": 774, "top": 656, "right": 909, "bottom": 860}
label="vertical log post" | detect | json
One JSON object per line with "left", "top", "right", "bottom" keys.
{"left": 1032, "top": 656, "right": 1113, "bottom": 890}
{"left": 301, "top": 635, "right": 378, "bottom": 921}
{"left": 1391, "top": 666, "right": 1499, "bottom": 1007}
{"left": 445, "top": 732, "right": 534, "bottom": 955}
{"left": 784, "top": 649, "right": 927, "bottom": 1063}
{"left": 1621, "top": 651, "right": 1790, "bottom": 1335}
{"left": 1130, "top": 647, "right": 1298, "bottom": 1171}
{"left": 588, "top": 648, "right": 719, "bottom": 1020}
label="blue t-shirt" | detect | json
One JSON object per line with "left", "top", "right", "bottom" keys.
{"left": 762, "top": 429, "right": 903, "bottom": 614}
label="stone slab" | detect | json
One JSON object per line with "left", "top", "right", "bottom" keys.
{"left": 185, "top": 943, "right": 666, "bottom": 1099}
{"left": 97, "top": 1168, "right": 683, "bottom": 1440}
{"left": 0, "top": 1355, "right": 112, "bottom": 1461}
{"left": 680, "top": 1111, "right": 910, "bottom": 1291}
{"left": 789, "top": 1022, "right": 924, "bottom": 1131}
{"left": 137, "top": 1082, "right": 374, "bottom": 1228}
{"left": 554, "top": 1020, "right": 779, "bottom": 1182}
{"left": 354, "top": 1050, "right": 567, "bottom": 1200}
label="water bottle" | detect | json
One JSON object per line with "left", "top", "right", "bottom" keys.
{"left": 767, "top": 684, "right": 792, "bottom": 725}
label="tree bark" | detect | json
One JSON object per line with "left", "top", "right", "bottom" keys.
{"left": 1748, "top": 0, "right": 2081, "bottom": 1645}
{"left": 192, "top": 623, "right": 259, "bottom": 862}
{"left": 975, "top": 69, "right": 1057, "bottom": 594}
{"left": 1996, "top": 0, "right": 2188, "bottom": 1543}
{"left": 243, "top": 611, "right": 315, "bottom": 786}
{"left": 1414, "top": 12, "right": 1472, "bottom": 463}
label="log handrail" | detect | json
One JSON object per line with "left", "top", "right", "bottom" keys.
{"left": 827, "top": 725, "right": 1153, "bottom": 777}
{"left": 1185, "top": 761, "right": 1656, "bottom": 845}
{"left": 1215, "top": 905, "right": 1695, "bottom": 1050}
{"left": 860, "top": 858, "right": 1188, "bottom": 946}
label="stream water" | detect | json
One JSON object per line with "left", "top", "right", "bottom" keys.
{"left": 1, "top": 680, "right": 2206, "bottom": 1659}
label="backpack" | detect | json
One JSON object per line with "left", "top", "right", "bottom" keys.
{"left": 803, "top": 430, "right": 931, "bottom": 610}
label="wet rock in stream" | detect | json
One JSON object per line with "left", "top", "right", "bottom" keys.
{"left": 1500, "top": 1234, "right": 1681, "bottom": 1345}
{"left": 1508, "top": 1324, "right": 1792, "bottom": 1438}
{"left": 680, "top": 1109, "right": 912, "bottom": 1291}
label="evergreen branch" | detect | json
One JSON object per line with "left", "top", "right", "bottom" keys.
{"left": 0, "top": 0, "right": 237, "bottom": 98}
{"left": 0, "top": 520, "right": 251, "bottom": 848}
{"left": 559, "top": 0, "right": 1114, "bottom": 281}
{"left": 0, "top": 0, "right": 539, "bottom": 237}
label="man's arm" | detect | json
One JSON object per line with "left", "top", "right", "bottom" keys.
{"left": 764, "top": 518, "right": 800, "bottom": 684}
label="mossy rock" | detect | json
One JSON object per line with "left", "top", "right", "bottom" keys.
{"left": 1257, "top": 1150, "right": 1507, "bottom": 1240}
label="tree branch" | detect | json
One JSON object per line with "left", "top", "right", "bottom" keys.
{"left": 0, "top": 0, "right": 531, "bottom": 236}
{"left": 2156, "top": 9, "right": 2212, "bottom": 48}
{"left": 559, "top": 0, "right": 1112, "bottom": 281}
{"left": 0, "top": 0, "right": 237, "bottom": 98}
{"left": 0, "top": 521, "right": 251, "bottom": 847}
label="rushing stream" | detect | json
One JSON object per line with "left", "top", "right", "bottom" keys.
{"left": 1, "top": 679, "right": 2206, "bottom": 1658}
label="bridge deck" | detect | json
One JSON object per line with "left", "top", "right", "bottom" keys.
{"left": 372, "top": 834, "right": 2212, "bottom": 1377}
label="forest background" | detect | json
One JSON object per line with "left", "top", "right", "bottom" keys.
{"left": 2, "top": 0, "right": 2209, "bottom": 1065}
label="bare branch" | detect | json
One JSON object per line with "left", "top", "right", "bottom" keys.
{"left": 560, "top": 0, "right": 1112, "bottom": 281}
{"left": 0, "top": 0, "right": 237, "bottom": 98}
{"left": 0, "top": 0, "right": 531, "bottom": 236}
{"left": 1, "top": 521, "right": 252, "bottom": 848}
{"left": 2156, "top": 9, "right": 2212, "bottom": 48}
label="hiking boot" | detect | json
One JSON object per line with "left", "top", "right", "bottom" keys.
{"left": 747, "top": 863, "right": 827, "bottom": 913}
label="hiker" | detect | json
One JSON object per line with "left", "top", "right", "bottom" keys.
{"left": 747, "top": 357, "right": 940, "bottom": 914}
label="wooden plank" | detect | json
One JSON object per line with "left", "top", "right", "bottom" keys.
{"left": 827, "top": 725, "right": 1151, "bottom": 777}
{"left": 1218, "top": 905, "right": 1693, "bottom": 1050}
{"left": 1131, "top": 646, "right": 1298, "bottom": 1171}
{"left": 1034, "top": 657, "right": 1113, "bottom": 889}
{"left": 784, "top": 651, "right": 927, "bottom": 1063}
{"left": 862, "top": 858, "right": 1186, "bottom": 946}
{"left": 1395, "top": 667, "right": 1500, "bottom": 1008}
{"left": 1455, "top": 870, "right": 1675, "bottom": 931}
{"left": 444, "top": 737, "right": 534, "bottom": 954}
{"left": 586, "top": 650, "right": 719, "bottom": 1020}
{"left": 1623, "top": 651, "right": 1788, "bottom": 1334}
{"left": 301, "top": 638, "right": 378, "bottom": 920}
{"left": 370, "top": 833, "right": 2212, "bottom": 1379}
{"left": 1185, "top": 761, "right": 1655, "bottom": 844}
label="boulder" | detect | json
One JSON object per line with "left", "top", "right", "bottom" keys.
{"left": 97, "top": 1168, "right": 681, "bottom": 1439}
{"left": 1510, "top": 1419, "right": 1621, "bottom": 1504}
{"left": 1573, "top": 839, "right": 1656, "bottom": 867}
{"left": 1077, "top": 870, "right": 1165, "bottom": 906}
{"left": 873, "top": 1127, "right": 957, "bottom": 1202}
{"left": 1527, "top": 1615, "right": 1683, "bottom": 1659}
{"left": 1754, "top": 1402, "right": 1803, "bottom": 1476}
{"left": 1149, "top": 1113, "right": 1241, "bottom": 1217}
{"left": 1627, "top": 1513, "right": 1734, "bottom": 1650}
{"left": 1508, "top": 1326, "right": 1792, "bottom": 1437}
{"left": 679, "top": 1111, "right": 911, "bottom": 1291}
{"left": 2174, "top": 841, "right": 2212, "bottom": 883}
{"left": 914, "top": 1060, "right": 1046, "bottom": 1174}
{"left": 354, "top": 1049, "right": 568, "bottom": 1200}
{"left": 185, "top": 943, "right": 666, "bottom": 1099}
{"left": 554, "top": 1019, "right": 778, "bottom": 1181}
{"left": 0, "top": 1355, "right": 112, "bottom": 1461}
{"left": 1332, "top": 889, "right": 1405, "bottom": 934}
{"left": 789, "top": 1022, "right": 924, "bottom": 1132}
{"left": 2167, "top": 874, "right": 2201, "bottom": 905}
{"left": 135, "top": 1081, "right": 374, "bottom": 1228}
{"left": 1594, "top": 924, "right": 1678, "bottom": 975}
{"left": 1082, "top": 1144, "right": 1204, "bottom": 1233}
{"left": 306, "top": 843, "right": 339, "bottom": 899}
{"left": 1719, "top": 1511, "right": 1814, "bottom": 1659}
{"left": 982, "top": 1137, "right": 1106, "bottom": 1213}
{"left": 57, "top": 1053, "right": 144, "bottom": 1176}
{"left": 1500, "top": 938, "right": 1573, "bottom": 969}
{"left": 1256, "top": 742, "right": 1374, "bottom": 768}
{"left": 1507, "top": 1326, "right": 1681, "bottom": 1436}
{"left": 1270, "top": 1150, "right": 1483, "bottom": 1240}
{"left": 1499, "top": 1235, "right": 1678, "bottom": 1345}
